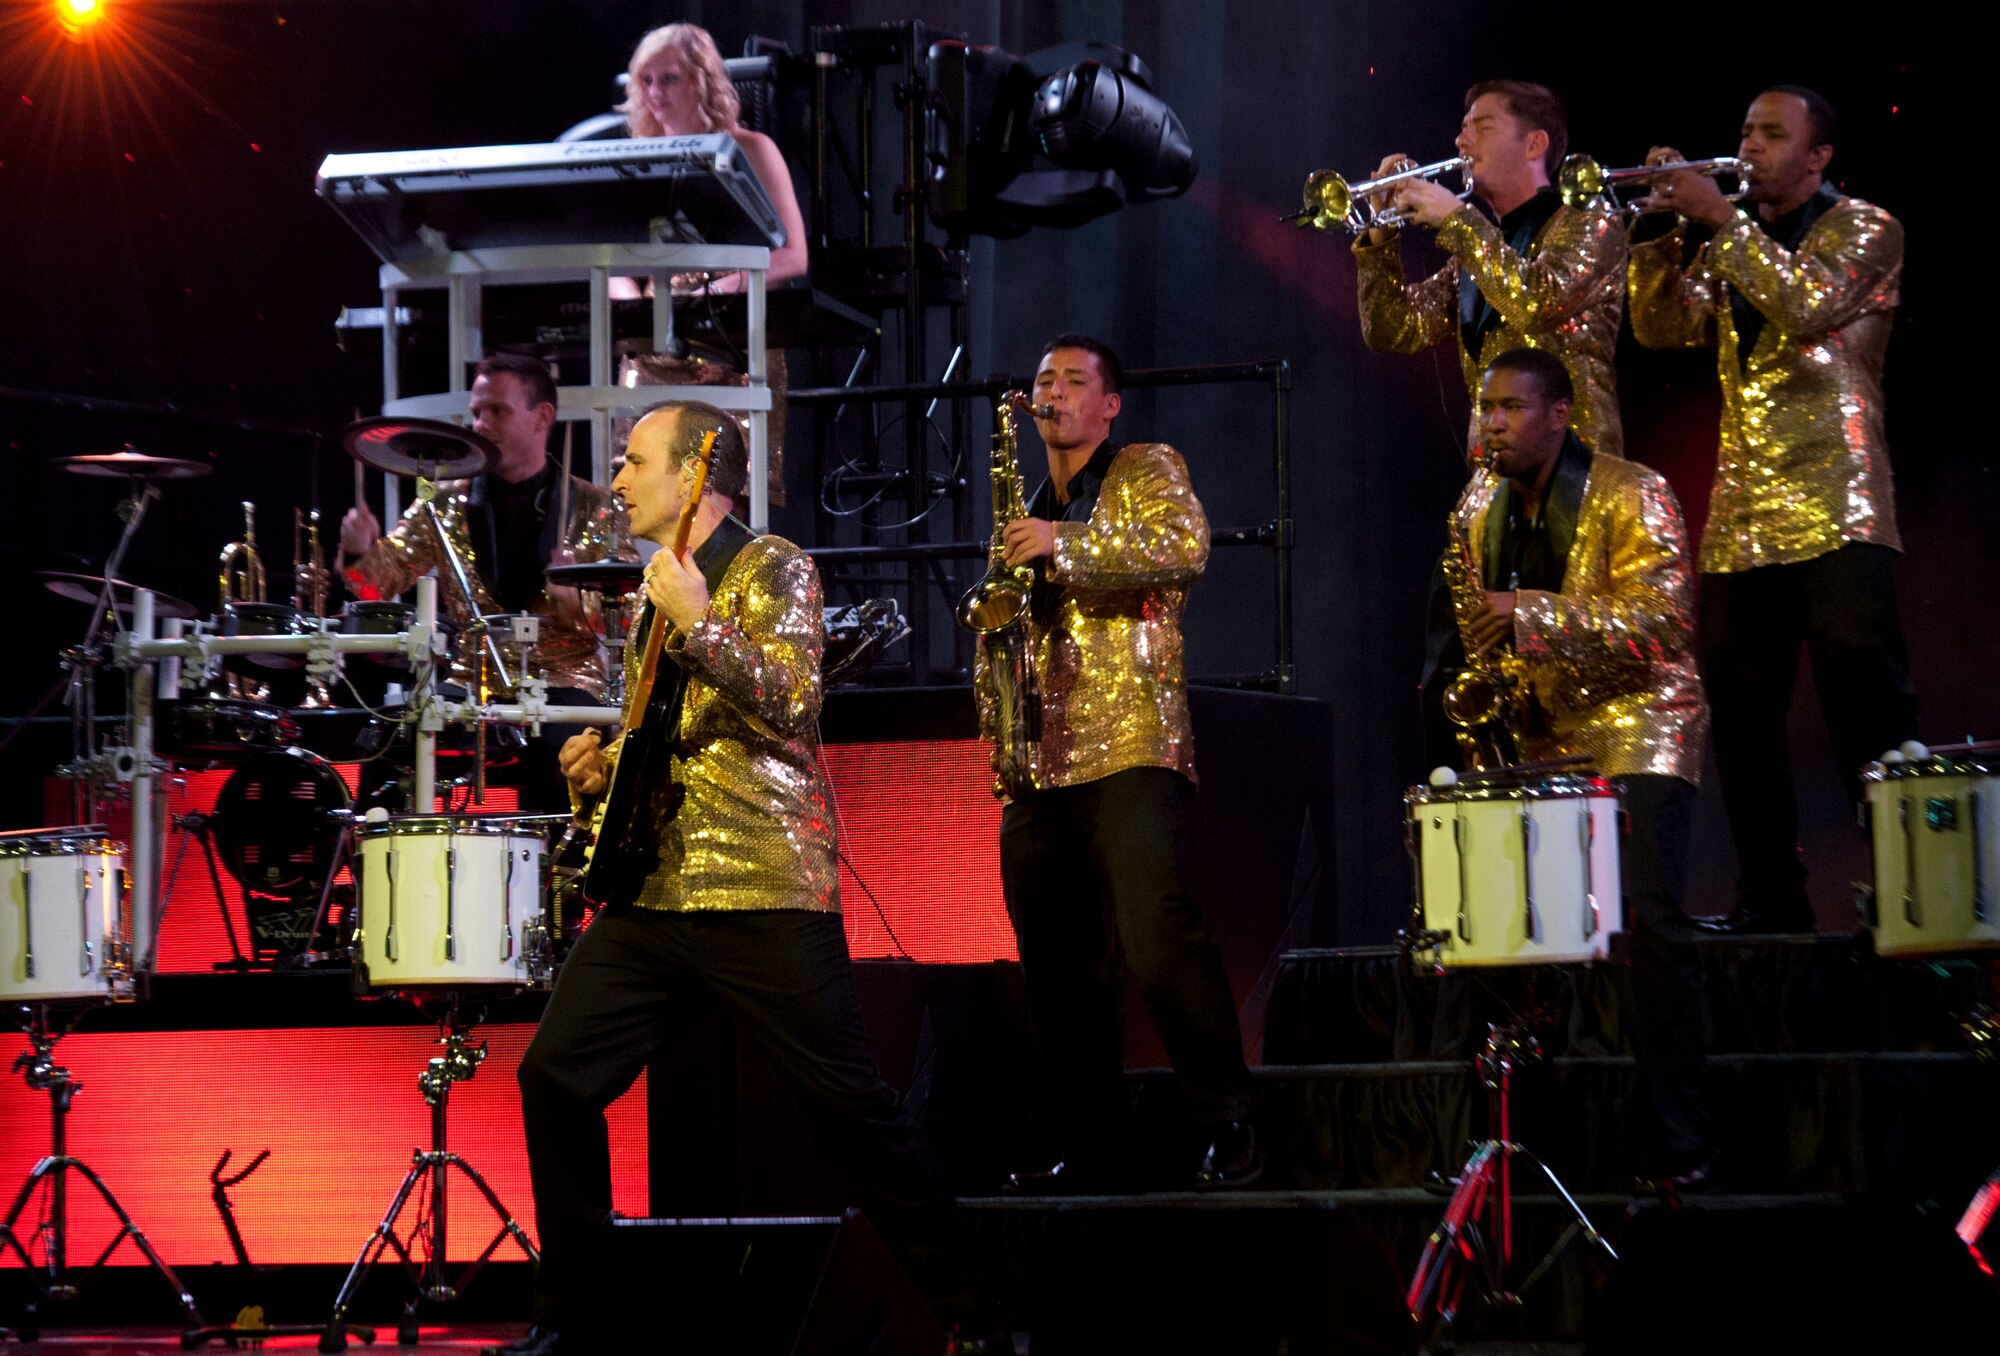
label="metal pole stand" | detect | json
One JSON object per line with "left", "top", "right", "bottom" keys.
{"left": 319, "top": 997, "right": 538, "bottom": 1352}
{"left": 1404, "top": 1014, "right": 1616, "bottom": 1342}
{"left": 0, "top": 1004, "right": 204, "bottom": 1344}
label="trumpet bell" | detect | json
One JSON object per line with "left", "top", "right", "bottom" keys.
{"left": 1301, "top": 169, "right": 1356, "bottom": 231}
{"left": 1557, "top": 154, "right": 1607, "bottom": 210}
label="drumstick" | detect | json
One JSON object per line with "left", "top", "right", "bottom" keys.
{"left": 353, "top": 459, "right": 366, "bottom": 515}
{"left": 557, "top": 419, "right": 573, "bottom": 536}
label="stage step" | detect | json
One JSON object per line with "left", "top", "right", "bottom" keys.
{"left": 961, "top": 1187, "right": 2000, "bottom": 1348}
{"left": 1263, "top": 934, "right": 1995, "bottom": 1064}
{"left": 1121, "top": 1051, "right": 2000, "bottom": 1199}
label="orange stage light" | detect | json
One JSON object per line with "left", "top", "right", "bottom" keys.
{"left": 55, "top": 0, "right": 107, "bottom": 39}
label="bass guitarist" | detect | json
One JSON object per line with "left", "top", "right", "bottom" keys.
{"left": 491, "top": 400, "right": 982, "bottom": 1355}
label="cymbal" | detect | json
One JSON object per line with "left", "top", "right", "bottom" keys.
{"left": 544, "top": 560, "right": 643, "bottom": 592}
{"left": 342, "top": 416, "right": 497, "bottom": 479}
{"left": 37, "top": 571, "right": 199, "bottom": 620}
{"left": 55, "top": 446, "right": 212, "bottom": 481}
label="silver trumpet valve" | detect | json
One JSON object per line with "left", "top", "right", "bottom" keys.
{"left": 1292, "top": 155, "right": 1473, "bottom": 232}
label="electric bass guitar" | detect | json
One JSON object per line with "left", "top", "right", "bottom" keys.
{"left": 577, "top": 428, "right": 717, "bottom": 907}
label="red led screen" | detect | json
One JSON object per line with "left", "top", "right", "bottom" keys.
{"left": 0, "top": 1026, "right": 647, "bottom": 1267}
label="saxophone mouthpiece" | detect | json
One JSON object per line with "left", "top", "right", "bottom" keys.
{"left": 1006, "top": 392, "right": 1057, "bottom": 421}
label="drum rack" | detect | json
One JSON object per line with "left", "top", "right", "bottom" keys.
{"left": 109, "top": 577, "right": 621, "bottom": 974}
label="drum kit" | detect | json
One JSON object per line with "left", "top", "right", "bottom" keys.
{"left": 6, "top": 423, "right": 640, "bottom": 1345}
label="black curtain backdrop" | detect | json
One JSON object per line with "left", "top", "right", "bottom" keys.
{"left": 0, "top": 2, "right": 1983, "bottom": 941}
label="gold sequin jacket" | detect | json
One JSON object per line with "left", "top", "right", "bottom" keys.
{"left": 596, "top": 537, "right": 839, "bottom": 914}
{"left": 1354, "top": 199, "right": 1628, "bottom": 457}
{"left": 1457, "top": 454, "right": 1708, "bottom": 783}
{"left": 976, "top": 443, "right": 1207, "bottom": 791}
{"left": 1627, "top": 196, "right": 1902, "bottom": 572}
{"left": 346, "top": 474, "right": 633, "bottom": 700}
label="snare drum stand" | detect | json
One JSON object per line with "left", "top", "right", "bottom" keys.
{"left": 1402, "top": 969, "right": 1617, "bottom": 1342}
{"left": 0, "top": 1004, "right": 204, "bottom": 1344}
{"left": 320, "top": 997, "right": 538, "bottom": 1351}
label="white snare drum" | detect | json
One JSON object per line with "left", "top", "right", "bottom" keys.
{"left": 0, "top": 828, "right": 132, "bottom": 1003}
{"left": 1407, "top": 775, "right": 1623, "bottom": 967}
{"left": 1862, "top": 754, "right": 2000, "bottom": 957}
{"left": 355, "top": 816, "right": 548, "bottom": 988}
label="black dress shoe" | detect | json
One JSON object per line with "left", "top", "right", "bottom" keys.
{"left": 1697, "top": 903, "right": 1815, "bottom": 935}
{"left": 1636, "top": 1156, "right": 1722, "bottom": 1203}
{"left": 1003, "top": 1159, "right": 1104, "bottom": 1195}
{"left": 481, "top": 1327, "right": 564, "bottom": 1356}
{"left": 1195, "top": 1121, "right": 1265, "bottom": 1190}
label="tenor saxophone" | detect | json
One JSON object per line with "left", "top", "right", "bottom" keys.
{"left": 1441, "top": 464, "right": 1526, "bottom": 771}
{"left": 958, "top": 391, "right": 1053, "bottom": 798}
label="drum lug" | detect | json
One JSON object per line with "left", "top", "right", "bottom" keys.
{"left": 21, "top": 864, "right": 35, "bottom": 981}
{"left": 1580, "top": 806, "right": 1598, "bottom": 942}
{"left": 1900, "top": 794, "right": 1921, "bottom": 928}
{"left": 384, "top": 843, "right": 399, "bottom": 964}
{"left": 77, "top": 861, "right": 93, "bottom": 977}
{"left": 444, "top": 843, "right": 458, "bottom": 963}
{"left": 502, "top": 844, "right": 517, "bottom": 963}
{"left": 1452, "top": 812, "right": 1472, "bottom": 945}
{"left": 1519, "top": 805, "right": 1537, "bottom": 943}
{"left": 1973, "top": 789, "right": 1988, "bottom": 924}
{"left": 1854, "top": 881, "right": 1879, "bottom": 930}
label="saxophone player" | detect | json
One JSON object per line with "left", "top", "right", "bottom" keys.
{"left": 1449, "top": 347, "right": 1715, "bottom": 1188}
{"left": 1628, "top": 86, "right": 1918, "bottom": 935}
{"left": 1355, "top": 80, "right": 1628, "bottom": 457}
{"left": 978, "top": 334, "right": 1260, "bottom": 1193}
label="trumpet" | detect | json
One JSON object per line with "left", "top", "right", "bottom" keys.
{"left": 1556, "top": 154, "right": 1751, "bottom": 215}
{"left": 292, "top": 508, "right": 332, "bottom": 618}
{"left": 1293, "top": 156, "right": 1473, "bottom": 233}
{"left": 217, "top": 500, "right": 267, "bottom": 606}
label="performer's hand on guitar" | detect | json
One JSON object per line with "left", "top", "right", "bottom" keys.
{"left": 560, "top": 729, "right": 609, "bottom": 798}
{"left": 1467, "top": 591, "right": 1517, "bottom": 659}
{"left": 646, "top": 545, "right": 710, "bottom": 632}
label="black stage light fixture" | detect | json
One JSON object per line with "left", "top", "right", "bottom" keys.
{"left": 926, "top": 39, "right": 1196, "bottom": 238}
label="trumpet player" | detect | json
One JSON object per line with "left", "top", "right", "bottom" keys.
{"left": 1628, "top": 86, "right": 1918, "bottom": 935}
{"left": 978, "top": 334, "right": 1260, "bottom": 1194}
{"left": 1443, "top": 346, "right": 1715, "bottom": 1189}
{"left": 1353, "top": 80, "right": 1628, "bottom": 456}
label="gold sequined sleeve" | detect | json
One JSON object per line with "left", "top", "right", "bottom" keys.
{"left": 667, "top": 539, "right": 824, "bottom": 739}
{"left": 1705, "top": 204, "right": 1903, "bottom": 338}
{"left": 1352, "top": 235, "right": 1457, "bottom": 354}
{"left": 1513, "top": 465, "right": 1694, "bottom": 668}
{"left": 1436, "top": 201, "right": 1626, "bottom": 331}
{"left": 1049, "top": 444, "right": 1210, "bottom": 590}
{"left": 347, "top": 499, "right": 443, "bottom": 598}
{"left": 1627, "top": 227, "right": 1720, "bottom": 350}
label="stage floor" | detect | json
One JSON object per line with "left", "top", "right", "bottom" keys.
{"left": 0, "top": 1330, "right": 1582, "bottom": 1355}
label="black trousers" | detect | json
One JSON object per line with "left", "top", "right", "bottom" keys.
{"left": 1699, "top": 543, "right": 1919, "bottom": 910}
{"left": 515, "top": 906, "right": 951, "bottom": 1329}
{"left": 1000, "top": 766, "right": 1254, "bottom": 1161}
{"left": 1616, "top": 773, "right": 1710, "bottom": 1166}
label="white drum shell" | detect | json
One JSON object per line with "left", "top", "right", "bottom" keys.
{"left": 356, "top": 820, "right": 545, "bottom": 988}
{"left": 0, "top": 835, "right": 128, "bottom": 1002}
{"left": 1864, "top": 767, "right": 2000, "bottom": 958}
{"left": 1410, "top": 785, "right": 1623, "bottom": 967}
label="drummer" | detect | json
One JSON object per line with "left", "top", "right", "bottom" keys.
{"left": 1441, "top": 347, "right": 1715, "bottom": 1191}
{"left": 341, "top": 353, "right": 636, "bottom": 807}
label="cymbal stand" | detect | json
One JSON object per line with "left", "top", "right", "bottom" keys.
{"left": 57, "top": 481, "right": 162, "bottom": 823}
{"left": 319, "top": 996, "right": 538, "bottom": 1351}
{"left": 0, "top": 1003, "right": 204, "bottom": 1343}
{"left": 1403, "top": 1008, "right": 1616, "bottom": 1338}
